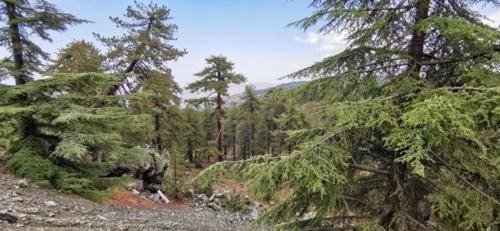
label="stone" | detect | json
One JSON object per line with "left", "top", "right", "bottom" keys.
{"left": 44, "top": 201, "right": 57, "bottom": 207}
{"left": 70, "top": 219, "right": 82, "bottom": 226}
{"left": 213, "top": 190, "right": 230, "bottom": 199}
{"left": 24, "top": 207, "right": 40, "bottom": 214}
{"left": 127, "top": 180, "right": 144, "bottom": 192}
{"left": 132, "top": 189, "right": 140, "bottom": 196}
{"left": 195, "top": 194, "right": 209, "bottom": 205}
{"left": 0, "top": 213, "right": 17, "bottom": 223}
{"left": 97, "top": 215, "right": 108, "bottom": 221}
{"left": 148, "top": 193, "right": 160, "bottom": 202}
{"left": 207, "top": 202, "right": 221, "bottom": 211}
{"left": 16, "top": 179, "right": 28, "bottom": 188}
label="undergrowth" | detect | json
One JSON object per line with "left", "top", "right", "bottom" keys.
{"left": 6, "top": 140, "right": 132, "bottom": 202}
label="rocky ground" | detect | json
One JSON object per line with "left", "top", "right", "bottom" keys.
{"left": 0, "top": 166, "right": 266, "bottom": 230}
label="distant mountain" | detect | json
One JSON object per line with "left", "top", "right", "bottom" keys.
{"left": 223, "top": 81, "right": 307, "bottom": 107}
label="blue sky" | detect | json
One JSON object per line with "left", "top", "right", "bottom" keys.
{"left": 38, "top": 0, "right": 326, "bottom": 91}
{"left": 2, "top": 0, "right": 499, "bottom": 93}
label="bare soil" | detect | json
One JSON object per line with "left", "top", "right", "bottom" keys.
{"left": 0, "top": 162, "right": 263, "bottom": 231}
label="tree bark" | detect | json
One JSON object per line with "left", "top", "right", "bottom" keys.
{"left": 153, "top": 101, "right": 163, "bottom": 152}
{"left": 153, "top": 113, "right": 163, "bottom": 151}
{"left": 215, "top": 92, "right": 224, "bottom": 161}
{"left": 407, "top": 0, "right": 430, "bottom": 77}
{"left": 6, "top": 1, "right": 26, "bottom": 85}
{"left": 232, "top": 143, "right": 236, "bottom": 161}
{"left": 223, "top": 145, "right": 227, "bottom": 160}
{"left": 187, "top": 139, "right": 194, "bottom": 162}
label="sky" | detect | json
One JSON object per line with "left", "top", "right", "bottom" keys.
{"left": 1, "top": 0, "right": 499, "bottom": 94}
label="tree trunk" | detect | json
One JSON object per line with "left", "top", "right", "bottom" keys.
{"left": 187, "top": 139, "right": 194, "bottom": 162}
{"left": 173, "top": 154, "right": 178, "bottom": 198}
{"left": 6, "top": 2, "right": 25, "bottom": 85}
{"left": 233, "top": 143, "right": 236, "bottom": 161}
{"left": 223, "top": 145, "right": 227, "bottom": 160}
{"left": 153, "top": 112, "right": 163, "bottom": 152}
{"left": 232, "top": 124, "right": 237, "bottom": 160}
{"left": 266, "top": 127, "right": 271, "bottom": 154}
{"left": 407, "top": 0, "right": 430, "bottom": 77}
{"left": 215, "top": 92, "right": 224, "bottom": 161}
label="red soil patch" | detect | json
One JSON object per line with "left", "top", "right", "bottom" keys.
{"left": 104, "top": 188, "right": 187, "bottom": 210}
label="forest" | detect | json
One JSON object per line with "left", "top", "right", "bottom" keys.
{"left": 0, "top": 0, "right": 499, "bottom": 230}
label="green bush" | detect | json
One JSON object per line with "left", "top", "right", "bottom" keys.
{"left": 6, "top": 142, "right": 131, "bottom": 202}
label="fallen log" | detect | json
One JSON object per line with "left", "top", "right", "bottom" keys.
{"left": 0, "top": 213, "right": 17, "bottom": 223}
{"left": 103, "top": 163, "right": 168, "bottom": 193}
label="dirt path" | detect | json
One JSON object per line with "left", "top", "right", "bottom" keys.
{"left": 0, "top": 166, "right": 262, "bottom": 231}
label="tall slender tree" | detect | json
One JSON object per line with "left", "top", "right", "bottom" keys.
{"left": 223, "top": 107, "right": 239, "bottom": 160}
{"left": 0, "top": 0, "right": 87, "bottom": 84}
{"left": 186, "top": 55, "right": 246, "bottom": 161}
{"left": 237, "top": 85, "right": 260, "bottom": 159}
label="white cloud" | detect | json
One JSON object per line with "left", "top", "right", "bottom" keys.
{"left": 293, "top": 32, "right": 323, "bottom": 44}
{"left": 484, "top": 10, "right": 500, "bottom": 27}
{"left": 294, "top": 32, "right": 348, "bottom": 56}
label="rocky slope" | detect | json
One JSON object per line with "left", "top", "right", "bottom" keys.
{"left": 0, "top": 165, "right": 264, "bottom": 231}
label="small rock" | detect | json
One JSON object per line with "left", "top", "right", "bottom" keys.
{"left": 195, "top": 194, "right": 209, "bottom": 205}
{"left": 0, "top": 212, "right": 17, "bottom": 223}
{"left": 127, "top": 180, "right": 144, "bottom": 192}
{"left": 16, "top": 179, "right": 28, "bottom": 188}
{"left": 213, "top": 190, "right": 230, "bottom": 199}
{"left": 24, "top": 207, "right": 40, "bottom": 214}
{"left": 132, "top": 189, "right": 140, "bottom": 196}
{"left": 208, "top": 202, "right": 222, "bottom": 211}
{"left": 48, "top": 212, "right": 55, "bottom": 217}
{"left": 148, "top": 193, "right": 160, "bottom": 202}
{"left": 70, "top": 219, "right": 82, "bottom": 226}
{"left": 44, "top": 200, "right": 57, "bottom": 207}
{"left": 13, "top": 197, "right": 24, "bottom": 202}
{"left": 97, "top": 215, "right": 108, "bottom": 221}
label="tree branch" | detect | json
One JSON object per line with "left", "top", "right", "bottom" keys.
{"left": 349, "top": 164, "right": 391, "bottom": 175}
{"left": 429, "top": 151, "right": 500, "bottom": 205}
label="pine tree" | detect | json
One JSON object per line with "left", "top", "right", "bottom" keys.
{"left": 0, "top": 1, "right": 154, "bottom": 201}
{"left": 138, "top": 70, "right": 183, "bottom": 152}
{"left": 0, "top": 0, "right": 87, "bottom": 84}
{"left": 181, "top": 107, "right": 205, "bottom": 163}
{"left": 186, "top": 55, "right": 246, "bottom": 161}
{"left": 236, "top": 85, "right": 260, "bottom": 159}
{"left": 95, "top": 0, "right": 186, "bottom": 95}
{"left": 274, "top": 102, "right": 308, "bottom": 155}
{"left": 197, "top": 0, "right": 500, "bottom": 229}
{"left": 0, "top": 72, "right": 153, "bottom": 201}
{"left": 94, "top": 2, "right": 186, "bottom": 183}
{"left": 49, "top": 40, "right": 104, "bottom": 73}
{"left": 223, "top": 107, "right": 239, "bottom": 160}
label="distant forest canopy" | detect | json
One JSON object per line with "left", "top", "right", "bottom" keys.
{"left": 0, "top": 0, "right": 499, "bottom": 230}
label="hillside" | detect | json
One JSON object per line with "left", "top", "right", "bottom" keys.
{"left": 223, "top": 81, "right": 307, "bottom": 106}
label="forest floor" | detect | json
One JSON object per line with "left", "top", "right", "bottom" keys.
{"left": 0, "top": 161, "right": 265, "bottom": 231}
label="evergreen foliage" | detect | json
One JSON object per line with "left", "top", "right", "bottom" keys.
{"left": 48, "top": 40, "right": 104, "bottom": 73}
{"left": 95, "top": 0, "right": 186, "bottom": 91}
{"left": 197, "top": 0, "right": 500, "bottom": 230}
{"left": 0, "top": 0, "right": 87, "bottom": 83}
{"left": 0, "top": 72, "right": 153, "bottom": 200}
{"left": 186, "top": 55, "right": 246, "bottom": 161}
